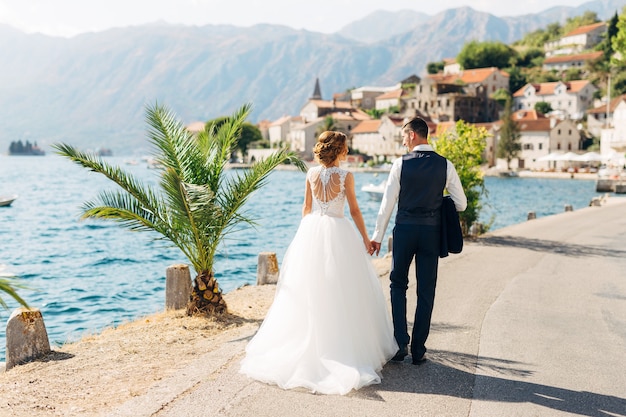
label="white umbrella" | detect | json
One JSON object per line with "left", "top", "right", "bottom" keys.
{"left": 537, "top": 152, "right": 563, "bottom": 162}
{"left": 604, "top": 150, "right": 622, "bottom": 162}
{"left": 554, "top": 151, "right": 581, "bottom": 161}
{"left": 575, "top": 151, "right": 603, "bottom": 162}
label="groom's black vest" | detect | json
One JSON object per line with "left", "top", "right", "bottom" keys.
{"left": 395, "top": 150, "right": 447, "bottom": 226}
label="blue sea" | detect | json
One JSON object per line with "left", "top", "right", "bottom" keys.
{"left": 0, "top": 155, "right": 601, "bottom": 361}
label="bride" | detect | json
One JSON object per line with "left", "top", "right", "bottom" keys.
{"left": 240, "top": 131, "right": 397, "bottom": 395}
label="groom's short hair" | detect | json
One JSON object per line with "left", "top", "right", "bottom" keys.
{"left": 403, "top": 117, "right": 429, "bottom": 139}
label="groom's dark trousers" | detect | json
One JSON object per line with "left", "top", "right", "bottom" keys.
{"left": 390, "top": 222, "right": 440, "bottom": 359}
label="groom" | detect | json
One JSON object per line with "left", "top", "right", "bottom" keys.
{"left": 370, "top": 117, "right": 466, "bottom": 364}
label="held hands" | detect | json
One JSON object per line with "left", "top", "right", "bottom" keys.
{"left": 369, "top": 241, "right": 381, "bottom": 256}
{"left": 363, "top": 239, "right": 374, "bottom": 255}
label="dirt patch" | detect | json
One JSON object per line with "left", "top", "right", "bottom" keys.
{"left": 0, "top": 284, "right": 276, "bottom": 417}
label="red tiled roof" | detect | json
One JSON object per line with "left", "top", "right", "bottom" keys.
{"left": 587, "top": 94, "right": 626, "bottom": 114}
{"left": 309, "top": 99, "right": 354, "bottom": 110}
{"left": 270, "top": 115, "right": 292, "bottom": 126}
{"left": 428, "top": 73, "right": 458, "bottom": 83}
{"left": 257, "top": 119, "right": 272, "bottom": 129}
{"left": 544, "top": 51, "right": 603, "bottom": 64}
{"left": 480, "top": 118, "right": 551, "bottom": 132}
{"left": 512, "top": 109, "right": 547, "bottom": 121}
{"left": 329, "top": 110, "right": 371, "bottom": 121}
{"left": 513, "top": 80, "right": 592, "bottom": 97}
{"left": 376, "top": 89, "right": 403, "bottom": 100}
{"left": 428, "top": 67, "right": 508, "bottom": 85}
{"left": 459, "top": 67, "right": 508, "bottom": 84}
{"left": 563, "top": 22, "right": 606, "bottom": 38}
{"left": 186, "top": 121, "right": 205, "bottom": 133}
{"left": 516, "top": 119, "right": 552, "bottom": 132}
{"left": 352, "top": 119, "right": 382, "bottom": 134}
{"left": 385, "top": 114, "right": 406, "bottom": 126}
{"left": 434, "top": 122, "right": 456, "bottom": 135}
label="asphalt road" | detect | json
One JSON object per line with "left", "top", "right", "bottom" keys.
{"left": 110, "top": 196, "right": 626, "bottom": 417}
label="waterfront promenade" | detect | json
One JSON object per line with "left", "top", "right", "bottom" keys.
{"left": 1, "top": 196, "right": 625, "bottom": 416}
{"left": 113, "top": 196, "right": 626, "bottom": 417}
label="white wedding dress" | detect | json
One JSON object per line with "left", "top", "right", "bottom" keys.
{"left": 240, "top": 166, "right": 398, "bottom": 395}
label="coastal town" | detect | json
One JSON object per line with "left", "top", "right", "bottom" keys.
{"left": 240, "top": 18, "right": 626, "bottom": 180}
{"left": 2, "top": 5, "right": 626, "bottom": 417}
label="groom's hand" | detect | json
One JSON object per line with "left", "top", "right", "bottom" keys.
{"left": 370, "top": 241, "right": 381, "bottom": 256}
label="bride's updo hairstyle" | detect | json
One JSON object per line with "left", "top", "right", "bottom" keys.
{"left": 314, "top": 131, "right": 347, "bottom": 166}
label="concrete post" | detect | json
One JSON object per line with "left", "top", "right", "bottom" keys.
{"left": 165, "top": 264, "right": 192, "bottom": 310}
{"left": 469, "top": 222, "right": 483, "bottom": 236}
{"left": 595, "top": 179, "right": 614, "bottom": 192}
{"left": 5, "top": 308, "right": 51, "bottom": 371}
{"left": 257, "top": 252, "right": 279, "bottom": 285}
{"left": 527, "top": 211, "right": 537, "bottom": 220}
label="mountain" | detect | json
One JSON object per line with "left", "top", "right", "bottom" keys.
{"left": 337, "top": 10, "right": 429, "bottom": 43}
{"left": 338, "top": 0, "right": 626, "bottom": 43}
{"left": 1, "top": 0, "right": 625, "bottom": 154}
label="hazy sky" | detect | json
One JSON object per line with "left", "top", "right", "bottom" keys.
{"left": 0, "top": 0, "right": 595, "bottom": 37}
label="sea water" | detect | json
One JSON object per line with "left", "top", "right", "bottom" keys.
{"left": 0, "top": 155, "right": 601, "bottom": 361}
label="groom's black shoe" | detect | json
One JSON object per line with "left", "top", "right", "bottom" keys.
{"left": 412, "top": 354, "right": 427, "bottom": 365}
{"left": 391, "top": 345, "right": 408, "bottom": 362}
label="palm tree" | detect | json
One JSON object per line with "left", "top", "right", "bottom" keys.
{"left": 54, "top": 103, "right": 306, "bottom": 316}
{"left": 316, "top": 115, "right": 338, "bottom": 136}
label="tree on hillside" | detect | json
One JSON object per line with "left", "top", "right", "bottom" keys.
{"left": 564, "top": 68, "right": 583, "bottom": 81}
{"left": 238, "top": 123, "right": 264, "bottom": 154}
{"left": 512, "top": 47, "right": 545, "bottom": 68}
{"left": 534, "top": 101, "right": 553, "bottom": 115}
{"left": 611, "top": 70, "right": 626, "bottom": 97}
{"left": 523, "top": 66, "right": 559, "bottom": 84}
{"left": 426, "top": 61, "right": 445, "bottom": 74}
{"left": 504, "top": 66, "right": 527, "bottom": 94}
{"left": 562, "top": 11, "right": 600, "bottom": 36}
{"left": 55, "top": 103, "right": 306, "bottom": 316}
{"left": 366, "top": 108, "right": 384, "bottom": 119}
{"left": 496, "top": 96, "right": 521, "bottom": 171}
{"left": 513, "top": 23, "right": 562, "bottom": 48}
{"left": 457, "top": 41, "right": 518, "bottom": 69}
{"left": 206, "top": 117, "right": 262, "bottom": 159}
{"left": 431, "top": 121, "right": 488, "bottom": 235}
{"left": 493, "top": 88, "right": 510, "bottom": 107}
{"left": 316, "top": 116, "right": 339, "bottom": 136}
{"left": 612, "top": 7, "right": 626, "bottom": 64}
{"left": 599, "top": 12, "right": 619, "bottom": 58}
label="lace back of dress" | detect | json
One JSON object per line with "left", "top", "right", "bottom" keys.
{"left": 309, "top": 166, "right": 347, "bottom": 217}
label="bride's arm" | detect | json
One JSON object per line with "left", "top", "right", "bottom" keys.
{"left": 345, "top": 172, "right": 372, "bottom": 253}
{"left": 302, "top": 176, "right": 312, "bottom": 217}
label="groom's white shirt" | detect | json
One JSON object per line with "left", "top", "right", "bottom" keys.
{"left": 371, "top": 144, "right": 467, "bottom": 243}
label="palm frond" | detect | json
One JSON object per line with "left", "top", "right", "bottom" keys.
{"left": 145, "top": 103, "right": 202, "bottom": 176}
{"left": 81, "top": 190, "right": 162, "bottom": 232}
{"left": 215, "top": 148, "right": 307, "bottom": 240}
{"left": 202, "top": 104, "right": 253, "bottom": 192}
{"left": 0, "top": 276, "right": 30, "bottom": 310}
{"left": 53, "top": 143, "right": 162, "bottom": 214}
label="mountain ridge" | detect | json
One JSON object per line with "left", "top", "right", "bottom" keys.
{"left": 1, "top": 0, "right": 625, "bottom": 154}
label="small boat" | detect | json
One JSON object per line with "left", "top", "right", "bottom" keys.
{"left": 361, "top": 182, "right": 385, "bottom": 201}
{"left": 0, "top": 194, "right": 18, "bottom": 207}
